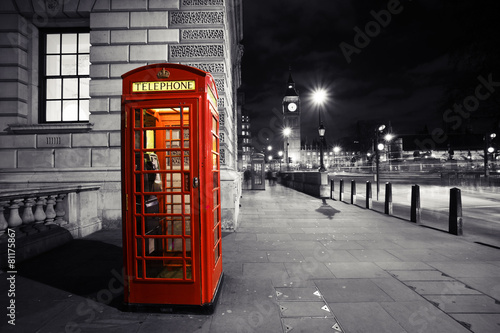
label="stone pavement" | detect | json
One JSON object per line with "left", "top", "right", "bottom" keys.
{"left": 1, "top": 184, "right": 500, "bottom": 332}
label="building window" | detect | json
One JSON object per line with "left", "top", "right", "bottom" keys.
{"left": 41, "top": 30, "right": 90, "bottom": 122}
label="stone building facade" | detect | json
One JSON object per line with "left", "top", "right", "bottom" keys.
{"left": 0, "top": 0, "right": 243, "bottom": 235}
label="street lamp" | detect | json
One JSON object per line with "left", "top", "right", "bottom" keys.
{"left": 312, "top": 88, "right": 328, "bottom": 173}
{"left": 485, "top": 133, "right": 497, "bottom": 176}
{"left": 278, "top": 150, "right": 283, "bottom": 171}
{"left": 384, "top": 133, "right": 393, "bottom": 171}
{"left": 375, "top": 124, "right": 386, "bottom": 200}
{"left": 318, "top": 122, "right": 326, "bottom": 172}
{"left": 283, "top": 127, "right": 291, "bottom": 170}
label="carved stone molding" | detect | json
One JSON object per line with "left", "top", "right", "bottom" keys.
{"left": 170, "top": 11, "right": 224, "bottom": 25}
{"left": 185, "top": 62, "right": 225, "bottom": 74}
{"left": 214, "top": 78, "right": 224, "bottom": 93}
{"left": 182, "top": 0, "right": 224, "bottom": 6}
{"left": 181, "top": 29, "right": 224, "bottom": 41}
{"left": 170, "top": 44, "right": 224, "bottom": 58}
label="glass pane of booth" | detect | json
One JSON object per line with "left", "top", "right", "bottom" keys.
{"left": 132, "top": 106, "right": 193, "bottom": 280}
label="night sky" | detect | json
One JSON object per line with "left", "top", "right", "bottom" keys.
{"left": 240, "top": 0, "right": 500, "bottom": 152}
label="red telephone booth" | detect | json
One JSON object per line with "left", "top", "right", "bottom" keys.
{"left": 121, "top": 64, "right": 222, "bottom": 312}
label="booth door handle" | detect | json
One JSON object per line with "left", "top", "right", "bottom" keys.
{"left": 193, "top": 177, "right": 199, "bottom": 188}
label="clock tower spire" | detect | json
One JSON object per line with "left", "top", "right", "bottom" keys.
{"left": 282, "top": 70, "right": 301, "bottom": 168}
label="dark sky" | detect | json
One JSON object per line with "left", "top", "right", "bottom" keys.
{"left": 240, "top": 0, "right": 500, "bottom": 152}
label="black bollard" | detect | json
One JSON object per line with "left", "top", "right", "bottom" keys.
{"left": 339, "top": 179, "right": 344, "bottom": 202}
{"left": 410, "top": 184, "right": 421, "bottom": 223}
{"left": 449, "top": 187, "right": 463, "bottom": 235}
{"left": 384, "top": 182, "right": 393, "bottom": 215}
{"left": 330, "top": 179, "right": 335, "bottom": 200}
{"left": 366, "top": 181, "right": 372, "bottom": 209}
{"left": 351, "top": 180, "right": 356, "bottom": 205}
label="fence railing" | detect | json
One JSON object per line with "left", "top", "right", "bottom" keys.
{"left": 0, "top": 184, "right": 101, "bottom": 238}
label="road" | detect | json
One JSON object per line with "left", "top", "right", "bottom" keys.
{"left": 328, "top": 172, "right": 500, "bottom": 248}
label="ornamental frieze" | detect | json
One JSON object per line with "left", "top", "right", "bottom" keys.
{"left": 170, "top": 44, "right": 224, "bottom": 58}
{"left": 214, "top": 79, "right": 224, "bottom": 93}
{"left": 181, "top": 29, "right": 224, "bottom": 40}
{"left": 182, "top": 0, "right": 224, "bottom": 6}
{"left": 185, "top": 63, "right": 225, "bottom": 73}
{"left": 170, "top": 11, "right": 224, "bottom": 25}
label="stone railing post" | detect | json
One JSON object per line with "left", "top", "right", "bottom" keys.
{"left": 55, "top": 193, "right": 67, "bottom": 226}
{"left": 44, "top": 195, "right": 57, "bottom": 225}
{"left": 0, "top": 201, "right": 9, "bottom": 236}
{"left": 34, "top": 196, "right": 48, "bottom": 231}
{"left": 7, "top": 198, "right": 23, "bottom": 228}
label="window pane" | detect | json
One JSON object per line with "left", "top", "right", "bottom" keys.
{"left": 79, "top": 78, "right": 89, "bottom": 98}
{"left": 78, "top": 33, "right": 90, "bottom": 53}
{"left": 61, "top": 55, "right": 77, "bottom": 75}
{"left": 79, "top": 100, "right": 89, "bottom": 121}
{"left": 78, "top": 54, "right": 89, "bottom": 75}
{"left": 62, "top": 100, "right": 78, "bottom": 121}
{"left": 46, "top": 101, "right": 61, "bottom": 121}
{"left": 46, "top": 79, "right": 61, "bottom": 99}
{"left": 61, "top": 33, "right": 77, "bottom": 53}
{"left": 63, "top": 78, "right": 78, "bottom": 98}
{"left": 46, "top": 34, "right": 60, "bottom": 54}
{"left": 46, "top": 55, "right": 60, "bottom": 75}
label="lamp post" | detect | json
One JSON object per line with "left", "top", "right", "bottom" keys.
{"left": 278, "top": 150, "right": 283, "bottom": 171}
{"left": 485, "top": 133, "right": 497, "bottom": 176}
{"left": 283, "top": 127, "right": 291, "bottom": 170}
{"left": 384, "top": 133, "right": 393, "bottom": 172}
{"left": 312, "top": 88, "right": 328, "bottom": 173}
{"left": 318, "top": 123, "right": 326, "bottom": 172}
{"left": 375, "top": 125, "right": 386, "bottom": 200}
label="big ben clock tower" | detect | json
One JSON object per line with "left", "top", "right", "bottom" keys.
{"left": 283, "top": 72, "right": 301, "bottom": 166}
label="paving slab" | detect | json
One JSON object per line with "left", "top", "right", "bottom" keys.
{"left": 451, "top": 313, "right": 500, "bottom": 333}
{"left": 328, "top": 302, "right": 406, "bottom": 333}
{"left": 380, "top": 301, "right": 471, "bottom": 333}
{"left": 281, "top": 317, "right": 343, "bottom": 333}
{"left": 424, "top": 294, "right": 500, "bottom": 313}
{"left": 428, "top": 262, "right": 500, "bottom": 278}
{"left": 458, "top": 277, "right": 500, "bottom": 300}
{"left": 388, "top": 270, "right": 455, "bottom": 281}
{"left": 404, "top": 280, "right": 483, "bottom": 295}
{"left": 279, "top": 301, "right": 332, "bottom": 317}
{"left": 315, "top": 279, "right": 394, "bottom": 303}
{"left": 275, "top": 287, "right": 323, "bottom": 301}
{"left": 325, "top": 262, "right": 391, "bottom": 278}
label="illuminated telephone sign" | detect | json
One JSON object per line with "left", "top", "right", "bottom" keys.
{"left": 121, "top": 64, "right": 222, "bottom": 312}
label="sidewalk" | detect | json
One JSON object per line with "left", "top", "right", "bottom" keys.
{"left": 1, "top": 184, "right": 500, "bottom": 332}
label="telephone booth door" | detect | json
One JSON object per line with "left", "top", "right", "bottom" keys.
{"left": 121, "top": 64, "right": 222, "bottom": 311}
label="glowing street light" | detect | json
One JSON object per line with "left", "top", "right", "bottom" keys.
{"left": 312, "top": 88, "right": 328, "bottom": 172}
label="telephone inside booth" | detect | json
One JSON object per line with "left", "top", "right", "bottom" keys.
{"left": 122, "top": 64, "right": 222, "bottom": 311}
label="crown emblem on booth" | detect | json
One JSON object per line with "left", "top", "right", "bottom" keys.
{"left": 157, "top": 68, "right": 170, "bottom": 79}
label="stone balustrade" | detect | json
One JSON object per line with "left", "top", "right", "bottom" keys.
{"left": 0, "top": 184, "right": 102, "bottom": 267}
{"left": 0, "top": 184, "right": 101, "bottom": 239}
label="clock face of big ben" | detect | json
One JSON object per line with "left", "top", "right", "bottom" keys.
{"left": 287, "top": 102, "right": 297, "bottom": 112}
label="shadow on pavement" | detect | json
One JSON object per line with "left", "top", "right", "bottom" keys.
{"left": 16, "top": 238, "right": 125, "bottom": 310}
{"left": 316, "top": 204, "right": 340, "bottom": 219}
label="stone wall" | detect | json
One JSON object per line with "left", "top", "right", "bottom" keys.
{"left": 0, "top": 0, "right": 243, "bottom": 233}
